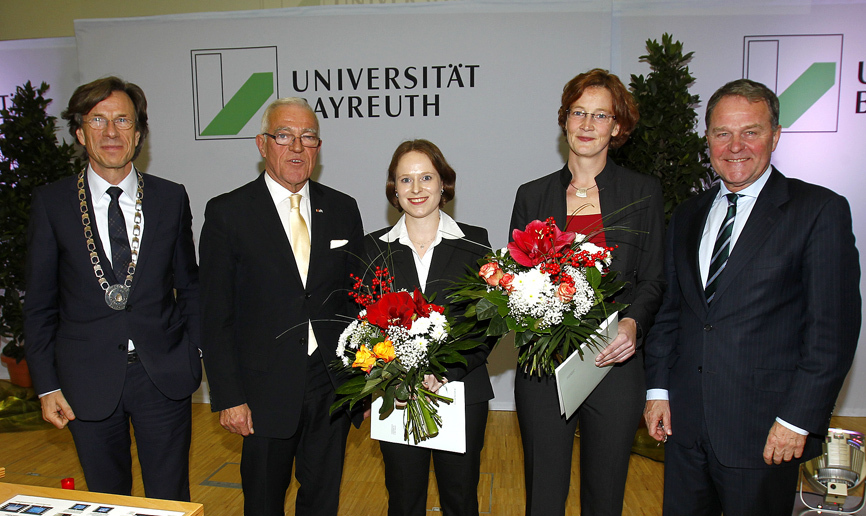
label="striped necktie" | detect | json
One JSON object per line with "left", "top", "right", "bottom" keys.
{"left": 705, "top": 193, "right": 739, "bottom": 303}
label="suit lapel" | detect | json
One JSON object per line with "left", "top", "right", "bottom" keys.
{"left": 681, "top": 185, "right": 717, "bottom": 313}
{"left": 709, "top": 169, "right": 787, "bottom": 305}
{"left": 81, "top": 172, "right": 120, "bottom": 285}
{"left": 130, "top": 173, "right": 159, "bottom": 294}
{"left": 251, "top": 174, "right": 304, "bottom": 285}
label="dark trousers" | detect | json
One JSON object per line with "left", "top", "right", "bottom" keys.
{"left": 514, "top": 352, "right": 645, "bottom": 516}
{"left": 240, "top": 349, "right": 351, "bottom": 516}
{"left": 662, "top": 418, "right": 800, "bottom": 516}
{"left": 67, "top": 358, "right": 192, "bottom": 501}
{"left": 380, "top": 401, "right": 489, "bottom": 516}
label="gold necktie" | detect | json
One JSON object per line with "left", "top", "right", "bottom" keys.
{"left": 289, "top": 194, "right": 310, "bottom": 279}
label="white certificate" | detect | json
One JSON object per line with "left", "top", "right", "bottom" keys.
{"left": 555, "top": 312, "right": 619, "bottom": 419}
{"left": 370, "top": 380, "right": 466, "bottom": 453}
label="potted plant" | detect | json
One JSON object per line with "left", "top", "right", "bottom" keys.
{"left": 613, "top": 33, "right": 715, "bottom": 223}
{"left": 0, "top": 81, "right": 83, "bottom": 387}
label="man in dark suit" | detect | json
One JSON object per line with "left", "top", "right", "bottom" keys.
{"left": 644, "top": 79, "right": 860, "bottom": 516}
{"left": 24, "top": 77, "right": 201, "bottom": 500}
{"left": 199, "top": 97, "right": 363, "bottom": 516}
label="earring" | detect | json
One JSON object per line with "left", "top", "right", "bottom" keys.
{"left": 395, "top": 192, "right": 398, "bottom": 198}
{"left": 440, "top": 188, "right": 444, "bottom": 194}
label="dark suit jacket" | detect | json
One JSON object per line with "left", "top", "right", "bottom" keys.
{"left": 199, "top": 173, "right": 363, "bottom": 439}
{"left": 364, "top": 221, "right": 494, "bottom": 405}
{"left": 644, "top": 168, "right": 861, "bottom": 468}
{"left": 24, "top": 172, "right": 202, "bottom": 421}
{"left": 509, "top": 159, "right": 666, "bottom": 336}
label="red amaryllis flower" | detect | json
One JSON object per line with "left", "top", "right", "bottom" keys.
{"left": 508, "top": 219, "right": 575, "bottom": 267}
{"left": 365, "top": 291, "right": 417, "bottom": 329}
{"left": 411, "top": 289, "right": 445, "bottom": 317}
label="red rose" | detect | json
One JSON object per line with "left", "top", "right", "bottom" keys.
{"left": 499, "top": 273, "right": 516, "bottom": 292}
{"left": 508, "top": 219, "right": 575, "bottom": 267}
{"left": 556, "top": 282, "right": 577, "bottom": 303}
{"left": 479, "top": 262, "right": 504, "bottom": 286}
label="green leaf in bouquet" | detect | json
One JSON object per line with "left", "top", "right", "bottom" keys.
{"left": 586, "top": 266, "right": 602, "bottom": 288}
{"left": 334, "top": 375, "right": 367, "bottom": 395}
{"left": 437, "top": 350, "right": 469, "bottom": 366}
{"left": 475, "top": 297, "right": 499, "bottom": 320}
{"left": 379, "top": 387, "right": 396, "bottom": 418}
{"left": 488, "top": 314, "right": 509, "bottom": 336}
{"left": 515, "top": 330, "right": 535, "bottom": 348}
{"left": 395, "top": 381, "right": 410, "bottom": 401}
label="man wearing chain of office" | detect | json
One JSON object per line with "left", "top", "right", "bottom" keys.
{"left": 24, "top": 76, "right": 201, "bottom": 500}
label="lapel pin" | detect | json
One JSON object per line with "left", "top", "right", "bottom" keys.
{"left": 316, "top": 208, "right": 324, "bottom": 213}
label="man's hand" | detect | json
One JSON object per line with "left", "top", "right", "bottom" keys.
{"left": 220, "top": 403, "right": 254, "bottom": 436}
{"left": 644, "top": 399, "right": 672, "bottom": 442}
{"left": 40, "top": 390, "right": 76, "bottom": 429}
{"left": 596, "top": 317, "right": 637, "bottom": 367}
{"left": 763, "top": 421, "right": 806, "bottom": 465}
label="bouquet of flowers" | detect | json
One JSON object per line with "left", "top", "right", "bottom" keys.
{"left": 331, "top": 266, "right": 483, "bottom": 444}
{"left": 450, "top": 217, "right": 625, "bottom": 376}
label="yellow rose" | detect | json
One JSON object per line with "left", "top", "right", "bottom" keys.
{"left": 352, "top": 345, "right": 377, "bottom": 373}
{"left": 373, "top": 340, "right": 396, "bottom": 363}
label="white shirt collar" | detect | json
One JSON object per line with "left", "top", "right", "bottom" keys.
{"left": 87, "top": 164, "right": 137, "bottom": 201}
{"left": 717, "top": 164, "right": 772, "bottom": 201}
{"left": 264, "top": 172, "right": 310, "bottom": 204}
{"left": 380, "top": 210, "right": 465, "bottom": 244}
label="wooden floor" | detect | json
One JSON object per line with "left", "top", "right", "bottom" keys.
{"left": 1, "top": 403, "right": 864, "bottom": 515}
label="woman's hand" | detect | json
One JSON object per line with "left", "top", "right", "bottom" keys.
{"left": 395, "top": 374, "right": 448, "bottom": 408}
{"left": 421, "top": 373, "right": 447, "bottom": 394}
{"left": 595, "top": 317, "right": 637, "bottom": 367}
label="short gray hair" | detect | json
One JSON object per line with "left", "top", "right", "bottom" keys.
{"left": 706, "top": 79, "right": 780, "bottom": 130}
{"left": 259, "top": 97, "right": 318, "bottom": 134}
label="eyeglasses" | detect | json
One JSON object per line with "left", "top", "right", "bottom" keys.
{"left": 567, "top": 110, "right": 617, "bottom": 124}
{"left": 262, "top": 132, "right": 322, "bottom": 148}
{"left": 84, "top": 116, "right": 135, "bottom": 130}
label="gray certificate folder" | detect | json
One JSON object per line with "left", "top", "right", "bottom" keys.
{"left": 554, "top": 312, "right": 619, "bottom": 418}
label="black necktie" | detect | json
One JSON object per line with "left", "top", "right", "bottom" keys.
{"left": 107, "top": 186, "right": 131, "bottom": 282}
{"left": 705, "top": 193, "right": 739, "bottom": 304}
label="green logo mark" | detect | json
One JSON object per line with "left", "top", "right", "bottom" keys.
{"left": 200, "top": 72, "right": 274, "bottom": 136}
{"left": 778, "top": 62, "right": 836, "bottom": 128}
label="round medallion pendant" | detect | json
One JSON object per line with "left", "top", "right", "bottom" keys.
{"left": 105, "top": 284, "right": 129, "bottom": 310}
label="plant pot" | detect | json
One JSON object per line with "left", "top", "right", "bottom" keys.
{"left": 1, "top": 354, "right": 32, "bottom": 388}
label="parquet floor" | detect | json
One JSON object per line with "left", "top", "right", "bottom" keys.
{"left": 1, "top": 401, "right": 864, "bottom": 515}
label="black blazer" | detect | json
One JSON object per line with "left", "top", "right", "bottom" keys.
{"left": 364, "top": 221, "right": 494, "bottom": 405}
{"left": 24, "top": 172, "right": 202, "bottom": 420}
{"left": 644, "top": 168, "right": 861, "bottom": 468}
{"left": 199, "top": 173, "right": 363, "bottom": 439}
{"left": 509, "top": 158, "right": 666, "bottom": 337}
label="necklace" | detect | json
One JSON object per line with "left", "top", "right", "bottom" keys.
{"left": 411, "top": 236, "right": 435, "bottom": 250}
{"left": 570, "top": 183, "right": 598, "bottom": 198}
{"left": 78, "top": 170, "right": 144, "bottom": 310}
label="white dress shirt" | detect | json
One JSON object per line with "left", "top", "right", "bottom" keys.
{"left": 88, "top": 165, "right": 143, "bottom": 352}
{"left": 379, "top": 211, "right": 465, "bottom": 293}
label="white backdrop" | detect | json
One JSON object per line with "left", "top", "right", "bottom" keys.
{"left": 3, "top": 0, "right": 864, "bottom": 414}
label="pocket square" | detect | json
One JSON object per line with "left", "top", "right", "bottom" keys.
{"left": 330, "top": 239, "right": 349, "bottom": 249}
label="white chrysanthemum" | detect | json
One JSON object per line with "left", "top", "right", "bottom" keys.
{"left": 506, "top": 267, "right": 566, "bottom": 329}
{"left": 337, "top": 320, "right": 360, "bottom": 356}
{"left": 408, "top": 316, "right": 431, "bottom": 336}
{"left": 427, "top": 312, "right": 448, "bottom": 341}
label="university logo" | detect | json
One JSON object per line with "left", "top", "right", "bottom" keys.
{"left": 743, "top": 34, "right": 843, "bottom": 133}
{"left": 191, "top": 46, "right": 279, "bottom": 140}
